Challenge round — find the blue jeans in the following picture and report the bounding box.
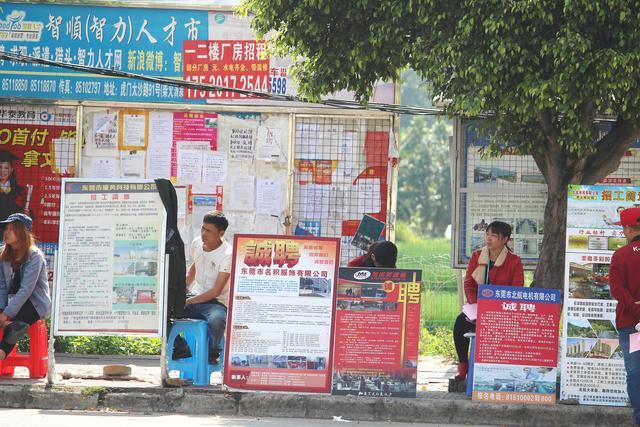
[619,328,640,423]
[182,300,227,354]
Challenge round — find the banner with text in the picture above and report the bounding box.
[54,179,166,336]
[332,267,422,398]
[473,285,561,405]
[223,234,340,393]
[560,185,638,406]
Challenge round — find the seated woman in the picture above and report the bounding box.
[0,213,51,360]
[452,221,524,381]
[347,240,397,268]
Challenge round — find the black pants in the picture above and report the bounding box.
[0,299,39,354]
[453,312,476,363]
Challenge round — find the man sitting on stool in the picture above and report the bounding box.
[173,210,232,364]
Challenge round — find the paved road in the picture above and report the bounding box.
[0,409,483,427]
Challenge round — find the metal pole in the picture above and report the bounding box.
[47,250,58,384]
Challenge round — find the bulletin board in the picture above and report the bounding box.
[292,116,393,265]
[452,118,640,269]
[80,106,290,260]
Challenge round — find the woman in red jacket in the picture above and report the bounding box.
[452,221,524,381]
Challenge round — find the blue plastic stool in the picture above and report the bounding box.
[167,319,224,386]
[465,333,476,396]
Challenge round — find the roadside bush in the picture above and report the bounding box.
[420,327,456,361]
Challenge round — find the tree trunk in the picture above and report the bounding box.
[532,184,569,289]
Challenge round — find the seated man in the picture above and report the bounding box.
[173,210,232,364]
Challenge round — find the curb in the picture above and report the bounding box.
[0,384,631,426]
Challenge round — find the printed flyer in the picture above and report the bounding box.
[332,267,422,398]
[54,180,166,336]
[473,285,561,405]
[223,234,340,393]
[560,185,639,406]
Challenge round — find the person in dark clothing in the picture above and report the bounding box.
[0,150,28,221]
[609,207,640,427]
[347,240,398,268]
[0,213,51,359]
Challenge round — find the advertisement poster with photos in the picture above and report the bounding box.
[560,185,640,406]
[223,234,340,393]
[332,267,422,398]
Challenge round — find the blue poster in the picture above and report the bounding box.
[0,2,208,103]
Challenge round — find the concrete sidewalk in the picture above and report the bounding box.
[0,354,631,426]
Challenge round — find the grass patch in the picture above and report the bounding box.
[419,327,457,361]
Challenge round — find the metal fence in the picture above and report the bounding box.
[397,254,461,329]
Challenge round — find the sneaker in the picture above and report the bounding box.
[171,345,192,360]
[3,321,29,345]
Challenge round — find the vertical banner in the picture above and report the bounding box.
[224,234,340,393]
[0,105,76,242]
[54,179,166,336]
[332,267,422,398]
[473,285,561,405]
[560,185,638,406]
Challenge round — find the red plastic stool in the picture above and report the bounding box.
[0,319,48,378]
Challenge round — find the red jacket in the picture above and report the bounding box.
[464,250,524,304]
[609,237,640,329]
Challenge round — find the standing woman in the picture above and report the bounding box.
[0,213,51,360]
[452,221,524,381]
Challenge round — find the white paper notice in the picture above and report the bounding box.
[93,112,118,149]
[122,113,146,149]
[229,126,256,161]
[146,112,173,178]
[229,175,255,210]
[257,127,283,162]
[120,150,145,178]
[175,186,188,219]
[301,184,331,219]
[52,138,75,174]
[202,152,227,185]
[87,157,117,178]
[357,178,381,214]
[256,179,282,216]
[177,149,203,184]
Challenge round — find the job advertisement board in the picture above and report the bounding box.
[223,234,340,393]
[54,179,166,336]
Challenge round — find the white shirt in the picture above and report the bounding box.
[189,237,232,307]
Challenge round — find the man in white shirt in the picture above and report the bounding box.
[173,211,232,364]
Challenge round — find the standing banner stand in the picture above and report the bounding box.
[472,284,561,405]
[332,267,422,397]
[52,179,167,379]
[560,185,638,406]
[223,234,340,393]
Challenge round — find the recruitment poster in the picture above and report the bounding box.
[332,267,422,398]
[560,185,639,406]
[54,179,166,336]
[473,285,561,405]
[223,234,340,393]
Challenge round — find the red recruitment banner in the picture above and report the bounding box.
[472,285,561,405]
[332,267,422,398]
[0,105,77,242]
[183,40,270,99]
[223,234,340,393]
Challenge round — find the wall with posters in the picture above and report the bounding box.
[0,2,397,267]
[452,119,640,268]
[560,185,638,406]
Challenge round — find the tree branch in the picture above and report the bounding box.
[582,118,640,183]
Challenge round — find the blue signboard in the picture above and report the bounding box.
[0,2,208,103]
